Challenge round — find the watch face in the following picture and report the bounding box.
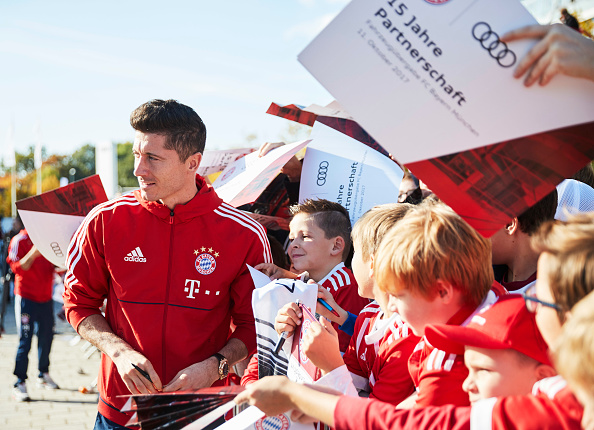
[220,360,229,378]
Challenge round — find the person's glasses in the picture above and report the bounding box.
[522,285,562,313]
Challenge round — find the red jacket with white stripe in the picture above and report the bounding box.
[410,283,507,408]
[63,177,272,426]
[343,302,383,380]
[343,302,419,405]
[333,376,582,430]
[320,263,370,352]
[7,229,55,303]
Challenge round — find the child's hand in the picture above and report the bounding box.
[274,302,302,337]
[316,284,347,326]
[302,316,344,374]
[255,263,298,281]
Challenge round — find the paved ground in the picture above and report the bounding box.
[0,299,101,430]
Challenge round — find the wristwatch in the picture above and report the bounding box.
[212,353,229,380]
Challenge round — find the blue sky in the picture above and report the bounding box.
[0,0,348,159]
[1,0,588,161]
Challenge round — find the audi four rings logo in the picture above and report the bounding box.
[472,22,517,68]
[50,242,63,257]
[317,161,329,186]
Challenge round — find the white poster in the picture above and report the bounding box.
[298,0,594,164]
[18,211,85,269]
[300,123,403,225]
[197,148,254,177]
[213,140,310,208]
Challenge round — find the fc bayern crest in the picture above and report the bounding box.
[195,253,216,275]
[424,0,451,4]
[255,414,290,430]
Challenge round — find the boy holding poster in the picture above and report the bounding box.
[256,199,369,353]
[276,203,420,406]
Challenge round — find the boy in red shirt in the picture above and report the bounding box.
[375,201,506,407]
[280,203,419,406]
[255,199,369,353]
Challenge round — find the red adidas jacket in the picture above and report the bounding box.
[343,302,419,405]
[63,177,272,426]
[7,229,55,303]
[319,263,370,352]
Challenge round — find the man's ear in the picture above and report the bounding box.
[535,364,557,381]
[331,236,345,257]
[506,218,519,235]
[187,152,202,172]
[435,280,455,304]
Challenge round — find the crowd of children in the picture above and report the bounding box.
[236,197,594,430]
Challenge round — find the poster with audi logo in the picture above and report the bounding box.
[15,175,108,268]
[300,123,403,225]
[298,0,594,165]
[213,139,310,208]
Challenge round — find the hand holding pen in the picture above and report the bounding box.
[315,284,347,326]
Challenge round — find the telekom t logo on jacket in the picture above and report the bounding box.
[184,279,221,299]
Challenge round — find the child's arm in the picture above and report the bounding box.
[316,284,350,326]
[302,316,345,374]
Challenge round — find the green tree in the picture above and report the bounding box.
[117,142,137,187]
[58,144,95,181]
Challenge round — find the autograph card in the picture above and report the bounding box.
[298,0,594,164]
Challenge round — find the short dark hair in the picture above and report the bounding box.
[517,189,558,235]
[130,99,207,162]
[572,163,594,189]
[290,199,352,260]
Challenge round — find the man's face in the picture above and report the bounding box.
[387,288,441,336]
[288,213,336,280]
[351,241,374,299]
[133,132,199,209]
[534,252,564,347]
[463,347,539,404]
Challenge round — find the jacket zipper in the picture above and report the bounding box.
[162,208,175,378]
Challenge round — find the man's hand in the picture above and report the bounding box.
[501,24,594,86]
[274,302,302,336]
[235,376,295,416]
[77,314,163,394]
[255,263,298,281]
[163,357,219,392]
[302,316,343,374]
[112,350,163,395]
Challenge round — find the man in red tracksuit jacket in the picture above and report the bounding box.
[63,99,272,429]
[7,223,58,402]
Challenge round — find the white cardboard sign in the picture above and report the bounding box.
[298,0,594,163]
[213,140,310,207]
[300,123,403,225]
[197,148,254,177]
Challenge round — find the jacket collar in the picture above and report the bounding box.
[135,176,223,223]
